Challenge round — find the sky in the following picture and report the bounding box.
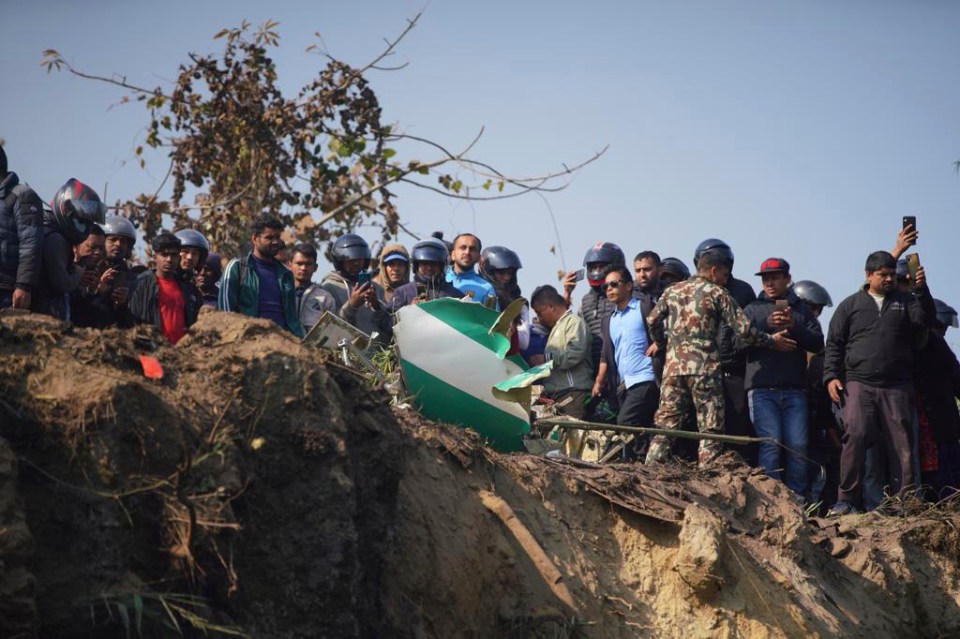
[3,1,960,344]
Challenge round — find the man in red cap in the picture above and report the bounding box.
[743,258,824,498]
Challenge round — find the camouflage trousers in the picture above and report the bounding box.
[645,373,725,465]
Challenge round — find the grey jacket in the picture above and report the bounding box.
[320,271,393,344]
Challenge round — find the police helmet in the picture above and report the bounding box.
[175,229,211,269]
[693,238,734,269]
[934,299,959,329]
[659,257,691,282]
[793,280,833,308]
[331,233,372,270]
[411,239,449,265]
[47,178,107,245]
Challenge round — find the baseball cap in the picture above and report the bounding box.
[383,252,409,263]
[755,257,790,276]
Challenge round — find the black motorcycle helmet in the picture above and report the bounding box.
[693,238,734,270]
[480,246,522,280]
[410,238,449,285]
[411,238,449,265]
[583,241,625,286]
[793,280,833,308]
[896,257,910,281]
[47,178,107,246]
[659,257,691,285]
[331,233,372,271]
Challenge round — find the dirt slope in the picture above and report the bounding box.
[0,309,958,638]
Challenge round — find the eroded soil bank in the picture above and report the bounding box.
[1,310,958,638]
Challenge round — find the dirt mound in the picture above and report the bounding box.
[1,309,959,638]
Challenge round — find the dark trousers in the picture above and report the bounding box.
[617,381,659,427]
[723,372,757,466]
[617,381,659,459]
[838,380,916,507]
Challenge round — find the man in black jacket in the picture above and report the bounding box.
[0,144,44,310]
[128,232,202,344]
[743,258,824,496]
[824,251,936,515]
[632,250,666,383]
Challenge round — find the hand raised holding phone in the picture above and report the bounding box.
[893,215,918,257]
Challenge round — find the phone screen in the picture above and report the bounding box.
[357,271,372,285]
[573,269,585,282]
[903,216,917,232]
[775,299,789,311]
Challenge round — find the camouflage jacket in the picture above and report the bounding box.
[647,275,774,378]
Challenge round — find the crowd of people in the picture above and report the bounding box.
[3,144,959,518]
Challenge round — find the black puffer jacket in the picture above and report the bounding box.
[578,287,617,377]
[0,172,44,292]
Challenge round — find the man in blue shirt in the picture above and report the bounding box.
[595,265,660,455]
[446,233,497,307]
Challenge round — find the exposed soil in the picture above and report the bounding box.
[1,309,959,638]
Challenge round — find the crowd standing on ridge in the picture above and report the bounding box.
[2,143,959,517]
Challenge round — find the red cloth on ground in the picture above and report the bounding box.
[157,276,187,344]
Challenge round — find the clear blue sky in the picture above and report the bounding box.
[4,1,959,342]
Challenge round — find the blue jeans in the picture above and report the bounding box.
[748,388,808,495]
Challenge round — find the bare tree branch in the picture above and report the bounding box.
[42,51,172,100]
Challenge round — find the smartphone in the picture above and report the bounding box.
[906,253,920,281]
[903,215,917,233]
[357,271,372,286]
[775,299,789,311]
[573,268,585,282]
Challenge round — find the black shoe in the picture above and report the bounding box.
[826,501,858,518]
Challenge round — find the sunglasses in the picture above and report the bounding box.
[601,279,629,292]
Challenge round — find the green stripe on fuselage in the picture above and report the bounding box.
[401,360,530,452]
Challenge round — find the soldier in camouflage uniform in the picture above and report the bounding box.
[645,251,797,465]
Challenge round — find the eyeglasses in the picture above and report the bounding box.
[601,279,629,292]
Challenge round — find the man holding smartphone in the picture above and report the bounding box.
[320,233,392,346]
[743,258,824,497]
[824,250,936,516]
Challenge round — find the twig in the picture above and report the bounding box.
[539,417,773,445]
[478,489,578,613]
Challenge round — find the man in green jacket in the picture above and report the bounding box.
[531,285,594,419]
[218,215,303,338]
